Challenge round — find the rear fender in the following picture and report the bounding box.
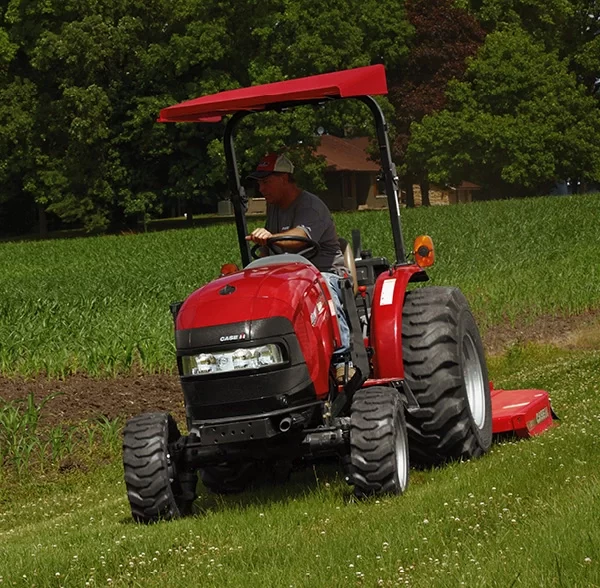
[370,264,427,379]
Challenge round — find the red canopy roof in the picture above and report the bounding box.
[157,64,388,123]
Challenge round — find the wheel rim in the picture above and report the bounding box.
[462,333,486,429]
[394,421,409,492]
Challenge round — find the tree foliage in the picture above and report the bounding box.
[2,0,600,235]
[388,0,485,165]
[462,0,600,94]
[0,0,412,234]
[408,26,600,195]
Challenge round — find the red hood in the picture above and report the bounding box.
[176,262,322,330]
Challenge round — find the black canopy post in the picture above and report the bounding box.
[224,111,253,267]
[358,96,407,265]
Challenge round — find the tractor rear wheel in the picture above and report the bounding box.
[123,412,197,523]
[402,286,492,467]
[200,462,258,494]
[346,387,409,498]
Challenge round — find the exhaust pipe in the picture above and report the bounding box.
[279,417,292,433]
[278,412,308,433]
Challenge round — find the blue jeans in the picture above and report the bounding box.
[322,272,350,360]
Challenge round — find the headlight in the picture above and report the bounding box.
[181,344,285,376]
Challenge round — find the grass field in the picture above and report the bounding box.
[1,194,600,586]
[1,345,599,586]
[1,193,599,377]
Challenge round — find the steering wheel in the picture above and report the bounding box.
[250,235,320,260]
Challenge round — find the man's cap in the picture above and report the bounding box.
[247,153,294,180]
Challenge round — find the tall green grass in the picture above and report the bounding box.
[0,346,598,586]
[1,194,599,377]
[0,391,123,480]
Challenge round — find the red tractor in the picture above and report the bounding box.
[122,65,554,523]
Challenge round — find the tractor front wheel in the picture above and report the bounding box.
[402,286,492,467]
[346,387,409,498]
[123,412,197,523]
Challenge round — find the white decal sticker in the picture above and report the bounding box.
[380,279,396,306]
[328,299,336,316]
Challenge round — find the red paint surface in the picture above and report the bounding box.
[491,387,555,437]
[158,65,387,122]
[176,263,339,397]
[369,264,424,379]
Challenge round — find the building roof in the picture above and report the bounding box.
[456,181,481,190]
[315,135,380,172]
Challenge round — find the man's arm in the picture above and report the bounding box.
[245,227,309,250]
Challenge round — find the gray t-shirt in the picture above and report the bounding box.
[265,190,346,275]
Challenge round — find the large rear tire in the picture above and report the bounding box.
[402,287,492,467]
[123,412,197,523]
[346,387,409,498]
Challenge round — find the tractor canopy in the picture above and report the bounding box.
[157,64,405,268]
[157,65,388,122]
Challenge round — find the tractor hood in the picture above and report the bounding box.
[176,262,322,331]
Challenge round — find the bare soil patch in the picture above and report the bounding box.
[1,311,598,426]
[483,308,600,355]
[0,373,184,426]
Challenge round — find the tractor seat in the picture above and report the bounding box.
[245,253,317,270]
[339,238,358,295]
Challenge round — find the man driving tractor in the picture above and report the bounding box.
[245,153,352,383]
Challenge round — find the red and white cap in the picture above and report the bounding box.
[247,153,294,179]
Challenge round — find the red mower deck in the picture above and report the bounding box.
[491,384,556,438]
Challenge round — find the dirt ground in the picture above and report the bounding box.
[1,310,599,426]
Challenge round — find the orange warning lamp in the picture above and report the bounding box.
[413,235,435,268]
[219,263,239,276]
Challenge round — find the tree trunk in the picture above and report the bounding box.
[38,203,48,239]
[420,178,431,207]
[185,200,194,226]
[405,176,415,208]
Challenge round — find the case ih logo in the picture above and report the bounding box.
[219,333,247,342]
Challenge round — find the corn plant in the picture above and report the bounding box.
[1,194,600,377]
[95,416,123,455]
[0,391,61,475]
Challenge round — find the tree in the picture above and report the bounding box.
[387,0,485,206]
[216,0,412,184]
[407,27,600,196]
[1,0,414,234]
[461,0,600,96]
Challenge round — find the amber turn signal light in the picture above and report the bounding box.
[219,263,239,276]
[413,235,435,268]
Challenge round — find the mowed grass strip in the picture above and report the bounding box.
[0,346,598,587]
[1,193,599,377]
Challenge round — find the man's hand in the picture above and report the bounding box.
[246,228,273,246]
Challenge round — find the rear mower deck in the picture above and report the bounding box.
[491,385,556,438]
